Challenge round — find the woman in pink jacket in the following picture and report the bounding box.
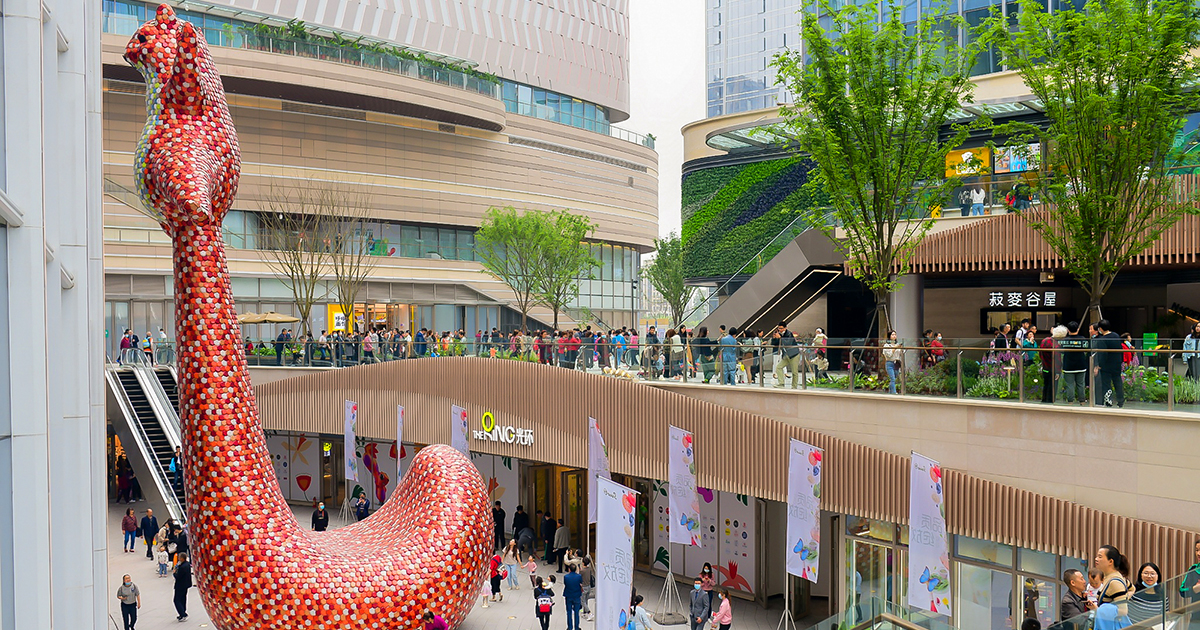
[711,587,733,630]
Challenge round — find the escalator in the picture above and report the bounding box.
[153,367,180,416]
[697,228,844,334]
[106,365,185,522]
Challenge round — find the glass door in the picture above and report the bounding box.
[631,478,653,569]
[561,469,585,551]
[846,539,894,624]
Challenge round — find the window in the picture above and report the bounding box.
[958,564,1014,630]
[956,535,1014,568]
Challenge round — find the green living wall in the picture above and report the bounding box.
[681,156,826,280]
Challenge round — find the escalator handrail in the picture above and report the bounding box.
[106,367,185,523]
[680,209,838,325]
[134,365,182,449]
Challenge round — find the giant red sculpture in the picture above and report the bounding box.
[124,6,491,627]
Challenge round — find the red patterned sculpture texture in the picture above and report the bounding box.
[124,6,491,628]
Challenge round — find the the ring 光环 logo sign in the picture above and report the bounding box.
[474,411,534,445]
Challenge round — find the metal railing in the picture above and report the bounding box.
[101,13,500,99]
[222,333,1200,414]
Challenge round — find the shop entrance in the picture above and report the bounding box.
[523,464,587,555]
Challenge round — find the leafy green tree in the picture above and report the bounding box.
[642,232,695,329]
[988,0,1200,321]
[475,206,551,332]
[773,0,983,335]
[535,211,599,331]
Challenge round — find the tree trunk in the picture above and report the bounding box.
[521,310,528,334]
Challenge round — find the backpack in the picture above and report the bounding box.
[537,594,553,613]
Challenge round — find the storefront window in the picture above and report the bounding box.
[1020,576,1056,628]
[956,535,1014,568]
[1018,548,1057,577]
[847,539,894,623]
[958,563,1015,630]
[846,516,896,543]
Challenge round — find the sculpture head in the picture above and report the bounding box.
[124,4,182,89]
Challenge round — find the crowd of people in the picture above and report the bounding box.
[1051,542,1200,630]
[114,508,194,629]
[985,318,1143,408]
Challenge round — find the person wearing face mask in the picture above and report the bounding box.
[116,574,141,630]
[1128,562,1166,625]
[711,587,732,630]
[312,501,329,531]
[690,578,712,630]
[930,332,945,363]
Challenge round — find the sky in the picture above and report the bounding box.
[620,0,707,239]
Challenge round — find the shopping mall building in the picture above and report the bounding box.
[100,0,658,359]
[685,0,1200,345]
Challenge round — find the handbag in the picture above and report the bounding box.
[537,595,553,613]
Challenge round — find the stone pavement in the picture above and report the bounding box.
[107,501,824,630]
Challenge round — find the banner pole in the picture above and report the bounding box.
[776,575,797,630]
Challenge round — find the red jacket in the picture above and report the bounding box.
[490,555,502,578]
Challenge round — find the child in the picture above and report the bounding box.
[155,545,170,578]
[1085,568,1104,607]
[526,555,539,589]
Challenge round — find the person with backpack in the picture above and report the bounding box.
[534,576,555,630]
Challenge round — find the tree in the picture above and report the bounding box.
[257,184,334,337]
[641,232,695,329]
[773,0,983,335]
[475,206,551,332]
[988,0,1200,321]
[327,187,377,335]
[535,210,599,331]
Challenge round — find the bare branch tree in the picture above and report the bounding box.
[326,185,378,336]
[257,183,334,337]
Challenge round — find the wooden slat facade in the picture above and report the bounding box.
[253,357,1200,577]
[907,181,1200,274]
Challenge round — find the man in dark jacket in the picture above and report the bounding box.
[139,509,158,559]
[541,512,556,564]
[1092,319,1124,407]
[693,327,716,383]
[1060,568,1092,626]
[173,552,192,621]
[311,501,329,531]
[1058,322,1089,405]
[492,501,507,550]
[511,505,530,541]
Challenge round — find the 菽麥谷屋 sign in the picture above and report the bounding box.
[473,412,534,446]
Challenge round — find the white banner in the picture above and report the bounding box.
[395,405,405,479]
[344,400,359,482]
[667,425,700,547]
[588,417,611,524]
[595,477,637,630]
[787,439,823,582]
[908,452,951,616]
[450,404,469,456]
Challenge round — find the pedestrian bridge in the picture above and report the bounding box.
[250,356,1199,578]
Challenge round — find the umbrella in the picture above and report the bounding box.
[259,312,301,323]
[237,312,300,324]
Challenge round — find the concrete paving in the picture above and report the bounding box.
[107,501,826,630]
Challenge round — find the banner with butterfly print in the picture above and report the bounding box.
[588,417,611,524]
[344,400,359,482]
[908,452,951,616]
[595,477,637,630]
[667,425,700,547]
[450,404,469,456]
[787,439,822,582]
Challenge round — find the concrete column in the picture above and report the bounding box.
[889,274,925,368]
[1,0,105,627]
